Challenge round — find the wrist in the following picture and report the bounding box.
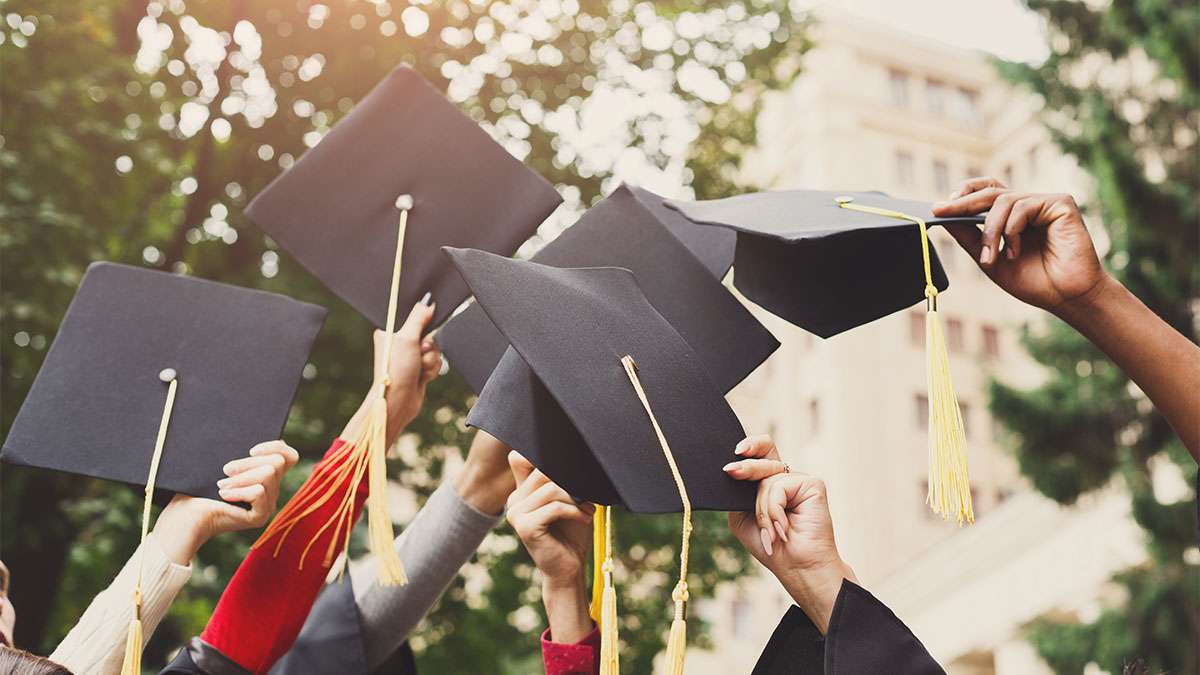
[775,557,855,634]
[148,514,206,567]
[454,449,515,516]
[542,572,592,644]
[1052,272,1121,330]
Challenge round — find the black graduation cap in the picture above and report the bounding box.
[444,247,755,513]
[1,262,326,503]
[665,190,985,338]
[244,64,562,330]
[436,184,767,396]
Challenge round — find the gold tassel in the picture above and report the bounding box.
[598,506,619,675]
[253,200,414,583]
[835,197,973,524]
[590,505,607,624]
[925,299,973,524]
[621,356,692,675]
[664,582,688,675]
[119,591,143,675]
[123,371,179,674]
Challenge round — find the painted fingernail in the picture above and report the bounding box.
[218,489,233,499]
[774,520,788,543]
[722,463,738,472]
[980,245,992,264]
[419,291,432,306]
[760,528,774,556]
[217,478,231,488]
[734,439,748,455]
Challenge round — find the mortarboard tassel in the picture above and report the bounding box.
[621,356,692,675]
[589,504,607,624]
[122,369,179,675]
[598,505,619,675]
[254,199,413,585]
[835,197,974,524]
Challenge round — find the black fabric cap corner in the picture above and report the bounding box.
[437,183,775,395]
[666,190,985,337]
[445,247,755,513]
[1,262,326,502]
[245,64,562,330]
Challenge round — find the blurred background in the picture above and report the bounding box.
[1,0,1196,673]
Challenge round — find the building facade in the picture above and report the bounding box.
[687,11,1146,674]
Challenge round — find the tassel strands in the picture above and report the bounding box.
[589,505,607,623]
[254,199,413,584]
[122,369,179,675]
[598,505,619,675]
[834,197,973,524]
[620,355,693,675]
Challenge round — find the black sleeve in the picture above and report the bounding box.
[752,580,944,674]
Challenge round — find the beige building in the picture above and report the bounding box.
[687,10,1146,674]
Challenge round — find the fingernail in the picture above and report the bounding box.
[217,478,231,488]
[722,462,738,473]
[218,489,233,499]
[760,528,774,556]
[980,245,992,264]
[933,201,947,210]
[774,520,788,543]
[948,190,959,199]
[419,291,432,306]
[734,439,748,455]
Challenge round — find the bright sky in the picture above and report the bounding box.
[808,0,1050,62]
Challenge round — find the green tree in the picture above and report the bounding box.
[0,1,809,670]
[991,1,1199,672]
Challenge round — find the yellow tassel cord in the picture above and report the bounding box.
[598,505,619,675]
[621,356,692,675]
[589,505,607,623]
[835,197,974,524]
[253,204,412,585]
[121,372,179,675]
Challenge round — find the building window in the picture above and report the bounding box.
[888,68,910,106]
[952,87,980,125]
[809,398,821,436]
[895,150,914,187]
[946,318,965,353]
[915,394,929,430]
[982,325,1000,358]
[926,79,947,115]
[966,166,983,180]
[932,159,950,195]
[910,312,925,347]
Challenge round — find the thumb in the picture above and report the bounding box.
[507,450,535,485]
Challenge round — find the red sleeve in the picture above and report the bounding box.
[200,439,367,674]
[541,624,600,675]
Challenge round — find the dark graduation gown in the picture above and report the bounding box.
[752,581,944,674]
[160,576,416,675]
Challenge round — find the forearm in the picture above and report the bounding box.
[1056,274,1200,458]
[353,481,503,669]
[542,574,593,644]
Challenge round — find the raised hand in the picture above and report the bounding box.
[932,177,1106,313]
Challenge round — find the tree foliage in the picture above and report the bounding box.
[0,1,808,670]
[993,1,1199,672]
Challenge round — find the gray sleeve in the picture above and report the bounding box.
[350,481,502,669]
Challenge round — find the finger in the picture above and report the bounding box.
[420,348,442,382]
[931,185,1005,218]
[766,478,791,543]
[755,477,776,543]
[980,192,1026,267]
[249,440,299,470]
[216,463,277,490]
[950,176,1006,199]
[223,453,287,478]
[527,500,594,528]
[733,435,779,460]
[943,221,985,264]
[218,483,265,506]
[396,294,436,342]
[524,479,578,512]
[1004,197,1044,260]
[723,458,789,481]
